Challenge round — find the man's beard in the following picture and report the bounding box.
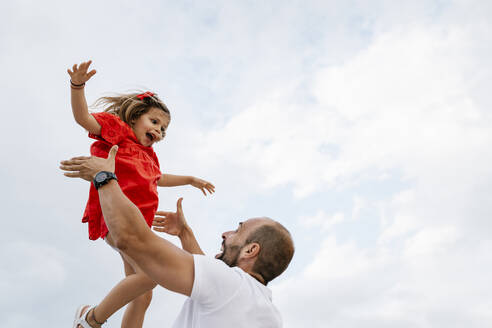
[217,244,242,267]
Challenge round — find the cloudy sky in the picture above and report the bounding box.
[1,0,491,327]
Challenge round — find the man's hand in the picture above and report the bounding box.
[190,177,215,196]
[153,198,204,255]
[67,60,97,85]
[153,198,188,237]
[60,145,118,181]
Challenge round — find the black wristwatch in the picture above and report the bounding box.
[93,171,118,190]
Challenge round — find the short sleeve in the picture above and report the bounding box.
[89,112,131,145]
[191,255,243,309]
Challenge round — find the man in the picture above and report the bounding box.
[60,145,295,327]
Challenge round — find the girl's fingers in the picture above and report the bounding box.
[87,69,97,79]
[79,62,88,72]
[201,188,206,196]
[72,63,78,71]
[80,61,91,73]
[67,69,73,76]
[83,60,92,70]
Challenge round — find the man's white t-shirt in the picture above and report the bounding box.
[172,254,283,328]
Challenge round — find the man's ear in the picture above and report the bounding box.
[242,242,261,259]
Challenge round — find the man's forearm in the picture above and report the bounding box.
[97,180,150,248]
[96,179,195,296]
[179,226,205,255]
[61,145,195,296]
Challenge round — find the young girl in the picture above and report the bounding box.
[67,60,214,328]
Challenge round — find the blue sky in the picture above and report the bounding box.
[1,1,491,327]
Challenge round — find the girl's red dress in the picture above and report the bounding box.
[82,112,161,240]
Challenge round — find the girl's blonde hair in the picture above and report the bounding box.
[93,91,171,127]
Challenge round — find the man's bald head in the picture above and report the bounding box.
[244,217,294,285]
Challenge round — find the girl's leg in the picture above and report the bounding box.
[119,253,155,328]
[85,233,157,327]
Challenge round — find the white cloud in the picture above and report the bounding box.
[300,210,346,231]
[199,23,491,203]
[270,6,492,328]
[0,241,67,292]
[274,231,492,328]
[403,225,460,257]
[378,189,419,242]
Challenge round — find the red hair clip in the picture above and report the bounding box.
[137,91,154,100]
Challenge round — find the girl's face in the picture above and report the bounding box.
[132,107,170,147]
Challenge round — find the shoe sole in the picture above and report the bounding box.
[73,305,89,328]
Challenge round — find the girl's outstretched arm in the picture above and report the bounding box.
[67,60,101,135]
[158,174,215,196]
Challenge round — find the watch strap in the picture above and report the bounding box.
[93,171,118,190]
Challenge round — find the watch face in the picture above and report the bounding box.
[95,172,108,183]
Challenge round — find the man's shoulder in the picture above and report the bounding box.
[181,255,281,327]
[193,254,237,273]
[193,255,250,278]
[193,255,271,296]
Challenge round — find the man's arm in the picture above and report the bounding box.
[98,181,195,296]
[178,226,205,255]
[60,146,195,296]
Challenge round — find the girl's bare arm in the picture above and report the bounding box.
[158,174,192,187]
[68,61,101,135]
[158,174,215,196]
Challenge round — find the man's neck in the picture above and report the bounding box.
[249,271,266,285]
[236,260,266,285]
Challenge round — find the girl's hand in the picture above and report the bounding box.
[190,177,215,196]
[153,198,187,236]
[67,60,96,85]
